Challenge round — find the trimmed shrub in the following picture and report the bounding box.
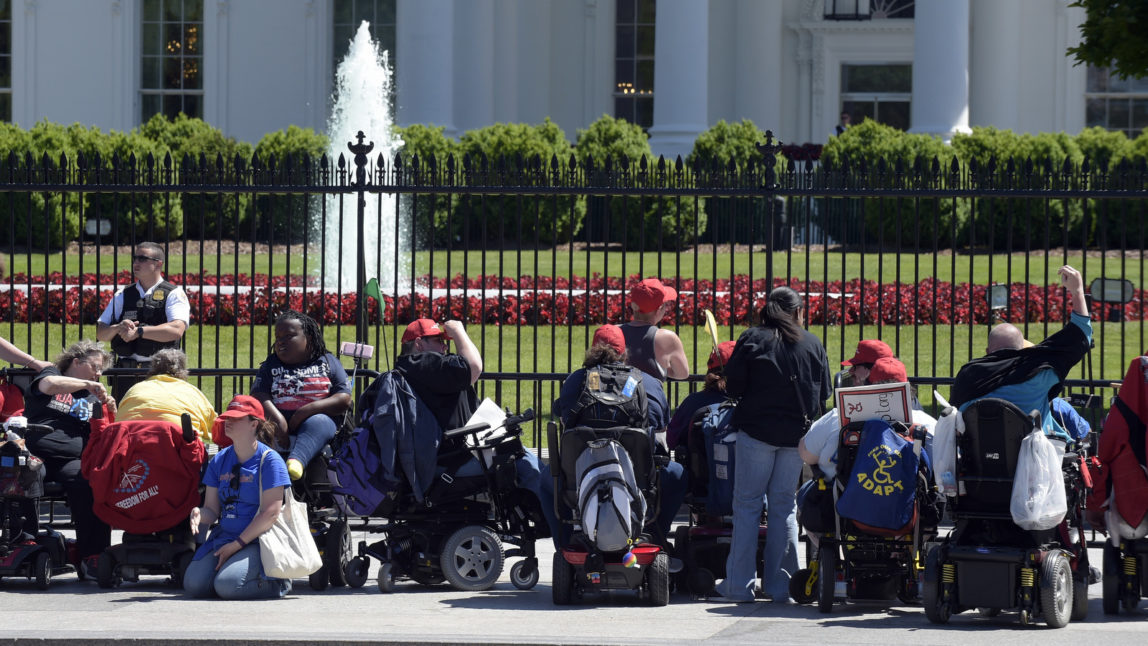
[249,125,329,244]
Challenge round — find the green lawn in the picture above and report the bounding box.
[6,248,1144,286]
[5,320,1142,448]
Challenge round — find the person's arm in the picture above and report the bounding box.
[798,437,819,466]
[135,319,187,344]
[150,287,191,343]
[655,329,690,381]
[722,333,753,398]
[212,486,285,570]
[0,337,51,371]
[37,374,111,404]
[96,290,137,343]
[1059,265,1088,318]
[286,393,352,433]
[253,394,290,446]
[554,371,584,427]
[443,320,482,384]
[189,485,221,536]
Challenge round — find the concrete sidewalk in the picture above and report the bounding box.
[0,525,1142,646]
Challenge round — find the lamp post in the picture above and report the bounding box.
[348,131,374,343]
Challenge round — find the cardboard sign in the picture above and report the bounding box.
[835,382,913,427]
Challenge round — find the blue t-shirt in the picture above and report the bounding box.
[251,352,351,422]
[194,443,291,560]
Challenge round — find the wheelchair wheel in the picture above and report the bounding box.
[309,564,330,591]
[510,559,539,590]
[1102,542,1120,614]
[1071,576,1089,621]
[647,552,670,607]
[439,525,504,592]
[172,551,193,588]
[688,567,716,596]
[325,520,352,587]
[33,552,51,590]
[97,552,118,589]
[817,544,837,614]
[789,567,817,605]
[345,556,369,589]
[552,552,573,605]
[1040,552,1072,628]
[923,547,951,624]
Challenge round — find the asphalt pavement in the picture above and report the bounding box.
[1,523,1145,646]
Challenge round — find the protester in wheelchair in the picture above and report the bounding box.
[115,349,217,443]
[22,340,116,578]
[252,310,352,482]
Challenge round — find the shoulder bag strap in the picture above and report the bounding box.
[256,448,268,513]
[770,329,810,427]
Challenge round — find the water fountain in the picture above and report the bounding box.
[324,20,407,293]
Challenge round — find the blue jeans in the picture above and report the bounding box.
[656,460,688,540]
[514,450,560,543]
[718,433,802,601]
[288,414,338,466]
[183,542,291,599]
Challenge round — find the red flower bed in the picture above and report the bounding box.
[2,273,1143,326]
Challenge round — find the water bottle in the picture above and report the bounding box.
[4,415,25,442]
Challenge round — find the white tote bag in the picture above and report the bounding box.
[256,451,322,579]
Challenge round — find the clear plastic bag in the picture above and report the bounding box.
[1010,430,1067,530]
[931,392,962,496]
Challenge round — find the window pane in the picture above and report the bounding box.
[163,56,182,89]
[636,97,653,129]
[184,24,200,54]
[165,23,183,55]
[1110,99,1130,131]
[615,97,634,123]
[879,101,911,130]
[616,26,635,57]
[183,93,202,119]
[185,0,203,22]
[163,93,182,118]
[0,92,9,122]
[164,0,182,22]
[1086,66,1106,93]
[616,0,635,23]
[1132,99,1148,130]
[636,26,655,57]
[183,57,201,89]
[380,0,396,17]
[843,64,911,93]
[0,21,9,53]
[1085,98,1106,127]
[637,0,656,24]
[842,99,876,123]
[142,56,161,89]
[636,60,654,93]
[142,93,161,121]
[0,55,9,87]
[0,0,9,20]
[334,0,352,24]
[615,59,634,87]
[143,0,160,22]
[143,23,161,55]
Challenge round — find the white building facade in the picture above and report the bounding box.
[3,0,1138,159]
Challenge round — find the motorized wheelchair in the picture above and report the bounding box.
[80,414,206,588]
[672,405,766,597]
[547,420,670,606]
[791,418,938,612]
[0,424,75,588]
[341,407,548,593]
[923,398,1090,628]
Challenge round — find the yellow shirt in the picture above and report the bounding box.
[117,375,218,444]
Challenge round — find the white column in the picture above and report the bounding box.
[734,0,782,136]
[969,0,1020,130]
[648,0,709,160]
[908,0,970,138]
[453,0,494,133]
[396,0,456,137]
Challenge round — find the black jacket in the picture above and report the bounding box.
[725,326,832,448]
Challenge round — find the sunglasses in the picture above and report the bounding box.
[133,255,160,263]
[222,463,242,505]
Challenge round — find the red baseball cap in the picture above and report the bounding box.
[217,394,266,422]
[842,339,893,366]
[707,341,736,372]
[629,278,678,314]
[592,324,626,355]
[402,318,448,343]
[868,357,908,384]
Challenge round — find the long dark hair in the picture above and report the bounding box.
[275,310,327,362]
[758,286,803,344]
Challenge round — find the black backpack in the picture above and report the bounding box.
[566,363,648,430]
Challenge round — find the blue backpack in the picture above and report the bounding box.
[835,419,919,534]
[700,402,738,516]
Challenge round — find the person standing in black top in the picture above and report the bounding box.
[713,287,831,603]
[620,278,690,382]
[96,242,190,399]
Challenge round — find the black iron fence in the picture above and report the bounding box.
[2,132,1147,443]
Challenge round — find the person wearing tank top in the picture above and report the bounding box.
[624,278,691,381]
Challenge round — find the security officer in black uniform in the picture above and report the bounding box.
[96,241,190,400]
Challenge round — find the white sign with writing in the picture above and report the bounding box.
[835,382,913,427]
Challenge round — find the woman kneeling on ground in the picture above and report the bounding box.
[184,395,292,599]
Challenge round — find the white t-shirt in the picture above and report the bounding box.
[802,408,937,481]
[97,278,190,361]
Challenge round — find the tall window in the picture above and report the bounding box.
[825,0,914,20]
[0,0,10,122]
[334,0,396,69]
[614,0,655,129]
[1086,66,1148,139]
[841,63,911,131]
[140,0,203,122]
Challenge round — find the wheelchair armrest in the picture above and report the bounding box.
[503,408,535,431]
[443,422,491,439]
[181,413,195,444]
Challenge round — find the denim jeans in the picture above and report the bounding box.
[717,432,803,601]
[514,450,560,542]
[287,414,338,467]
[656,460,688,540]
[183,542,290,599]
